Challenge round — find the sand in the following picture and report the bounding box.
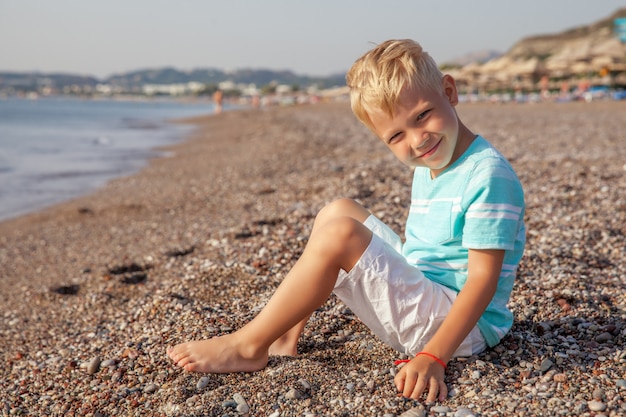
[1,100,625,416]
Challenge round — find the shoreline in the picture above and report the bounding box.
[1,100,625,416]
[0,97,223,223]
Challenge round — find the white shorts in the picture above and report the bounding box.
[334,215,487,357]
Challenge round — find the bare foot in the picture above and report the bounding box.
[167,333,268,373]
[268,335,298,357]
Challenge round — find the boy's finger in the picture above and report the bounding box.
[403,373,419,397]
[425,378,440,403]
[438,380,448,402]
[394,371,405,392]
[408,376,426,400]
[398,371,417,398]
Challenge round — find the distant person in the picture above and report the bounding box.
[213,89,223,114]
[540,75,549,101]
[168,39,526,402]
[251,94,260,109]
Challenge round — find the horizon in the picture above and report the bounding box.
[0,66,350,81]
[0,1,621,79]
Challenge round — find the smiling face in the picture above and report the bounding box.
[369,75,474,177]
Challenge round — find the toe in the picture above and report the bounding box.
[174,358,186,368]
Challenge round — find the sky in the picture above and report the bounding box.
[0,0,622,79]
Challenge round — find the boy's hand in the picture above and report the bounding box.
[394,355,447,402]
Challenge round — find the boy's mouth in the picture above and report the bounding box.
[417,138,442,158]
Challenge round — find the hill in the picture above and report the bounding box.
[450,8,626,91]
[104,67,346,90]
[0,67,346,96]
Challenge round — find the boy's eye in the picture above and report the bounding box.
[387,132,401,144]
[416,109,431,121]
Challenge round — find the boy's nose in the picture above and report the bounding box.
[410,131,429,151]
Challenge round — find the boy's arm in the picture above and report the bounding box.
[394,248,505,402]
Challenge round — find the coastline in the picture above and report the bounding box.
[1,101,625,416]
[0,97,222,223]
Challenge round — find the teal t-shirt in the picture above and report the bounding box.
[402,136,526,347]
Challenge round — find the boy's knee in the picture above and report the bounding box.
[319,198,355,215]
[316,198,368,224]
[313,217,371,254]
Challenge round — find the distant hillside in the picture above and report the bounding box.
[506,8,626,60]
[450,7,626,91]
[443,50,502,67]
[0,67,347,94]
[0,72,99,91]
[104,67,347,90]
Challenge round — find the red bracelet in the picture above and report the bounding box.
[416,352,447,369]
[394,351,447,369]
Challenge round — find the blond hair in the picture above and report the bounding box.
[346,39,443,132]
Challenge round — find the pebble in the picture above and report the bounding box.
[539,358,553,373]
[100,359,116,368]
[595,332,613,342]
[463,389,477,398]
[298,378,311,390]
[144,383,158,394]
[285,388,303,400]
[431,405,450,414]
[86,356,101,374]
[400,407,425,417]
[454,407,476,417]
[233,393,249,414]
[592,388,604,400]
[196,376,210,390]
[222,400,237,409]
[587,400,607,412]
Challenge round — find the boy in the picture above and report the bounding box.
[168,39,526,402]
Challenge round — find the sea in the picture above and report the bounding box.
[0,97,223,222]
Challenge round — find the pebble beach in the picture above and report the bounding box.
[1,100,625,416]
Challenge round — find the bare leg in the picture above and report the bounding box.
[268,314,311,356]
[167,199,373,373]
[268,199,371,356]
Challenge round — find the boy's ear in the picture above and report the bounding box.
[442,75,459,106]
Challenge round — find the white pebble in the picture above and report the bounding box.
[100,359,116,368]
[285,388,303,400]
[196,376,210,390]
[144,383,159,394]
[455,407,476,417]
[86,356,101,374]
[233,393,249,413]
[587,400,606,412]
[399,407,426,417]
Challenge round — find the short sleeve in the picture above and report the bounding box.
[461,157,525,250]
